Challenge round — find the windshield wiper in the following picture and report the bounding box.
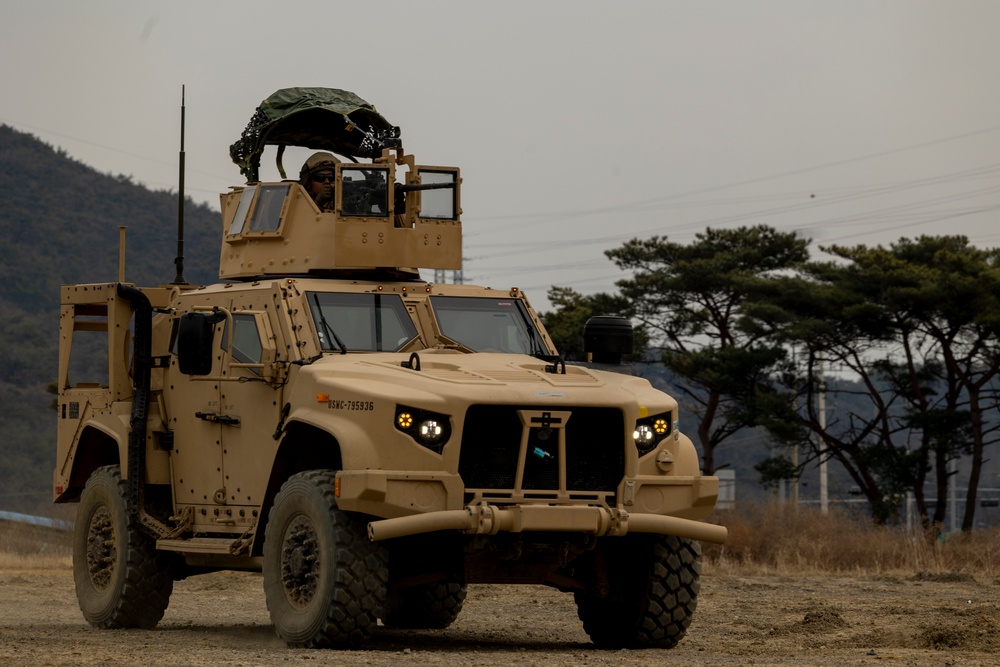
[516,310,551,359]
[522,319,565,373]
[527,325,560,362]
[312,293,347,355]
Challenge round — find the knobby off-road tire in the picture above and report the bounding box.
[263,470,388,648]
[72,465,174,629]
[575,534,701,649]
[383,580,468,629]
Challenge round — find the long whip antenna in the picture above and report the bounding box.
[172,85,188,285]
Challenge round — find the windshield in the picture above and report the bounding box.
[308,292,418,352]
[430,296,546,354]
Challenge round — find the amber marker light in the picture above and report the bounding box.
[397,411,414,429]
[317,393,329,402]
[654,418,669,434]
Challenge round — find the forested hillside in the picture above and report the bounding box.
[0,125,221,513]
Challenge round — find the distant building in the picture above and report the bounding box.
[716,470,736,510]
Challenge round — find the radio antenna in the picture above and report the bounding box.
[172,85,188,285]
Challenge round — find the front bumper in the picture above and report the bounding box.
[367,503,728,543]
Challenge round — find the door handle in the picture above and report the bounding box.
[195,411,241,426]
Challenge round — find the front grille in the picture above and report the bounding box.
[458,405,625,495]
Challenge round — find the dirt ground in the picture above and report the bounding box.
[1,562,998,667]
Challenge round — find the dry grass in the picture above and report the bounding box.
[704,500,1000,577]
[0,520,72,570]
[0,551,71,570]
[4,502,998,577]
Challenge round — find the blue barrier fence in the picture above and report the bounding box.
[0,510,73,532]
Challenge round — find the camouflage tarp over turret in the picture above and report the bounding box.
[229,87,396,182]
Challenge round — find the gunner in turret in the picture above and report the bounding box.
[299,151,340,212]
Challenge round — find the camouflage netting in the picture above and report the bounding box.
[229,87,397,182]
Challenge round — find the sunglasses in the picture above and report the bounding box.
[312,173,336,183]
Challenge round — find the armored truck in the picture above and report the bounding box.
[55,87,725,649]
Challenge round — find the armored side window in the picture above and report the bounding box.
[417,169,458,220]
[228,185,257,236]
[340,167,390,218]
[248,184,292,232]
[230,314,263,365]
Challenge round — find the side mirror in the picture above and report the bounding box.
[176,312,224,375]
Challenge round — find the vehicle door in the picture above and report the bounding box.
[163,311,226,529]
[217,296,285,521]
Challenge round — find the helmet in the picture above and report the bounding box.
[299,152,341,183]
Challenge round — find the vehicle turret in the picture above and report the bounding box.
[221,87,461,279]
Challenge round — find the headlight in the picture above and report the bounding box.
[633,412,671,456]
[634,424,656,446]
[395,405,451,453]
[419,419,445,443]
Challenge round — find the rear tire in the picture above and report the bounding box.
[383,580,467,629]
[263,470,387,647]
[574,534,701,649]
[72,465,174,629]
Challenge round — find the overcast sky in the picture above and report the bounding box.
[3,1,999,309]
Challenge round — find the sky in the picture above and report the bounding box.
[3,1,1000,311]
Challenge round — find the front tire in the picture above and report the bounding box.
[574,534,701,649]
[72,465,174,629]
[263,470,387,648]
[384,580,468,629]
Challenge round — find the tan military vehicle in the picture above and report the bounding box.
[55,88,725,649]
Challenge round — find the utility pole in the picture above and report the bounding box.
[792,438,799,507]
[791,346,800,507]
[948,458,958,533]
[819,357,828,515]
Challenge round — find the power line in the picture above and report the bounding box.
[462,165,1000,263]
[473,161,1000,236]
[468,125,1000,232]
[822,204,1000,244]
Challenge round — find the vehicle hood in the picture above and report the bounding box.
[294,351,672,410]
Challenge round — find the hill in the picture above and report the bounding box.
[0,125,221,513]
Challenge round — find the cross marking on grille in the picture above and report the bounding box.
[531,412,562,429]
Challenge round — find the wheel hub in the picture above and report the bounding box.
[280,516,320,608]
[86,507,117,591]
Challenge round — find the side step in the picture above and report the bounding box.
[157,536,247,554]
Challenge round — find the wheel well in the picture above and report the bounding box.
[63,427,121,502]
[252,422,343,556]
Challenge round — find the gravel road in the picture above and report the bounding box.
[1,564,997,666]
